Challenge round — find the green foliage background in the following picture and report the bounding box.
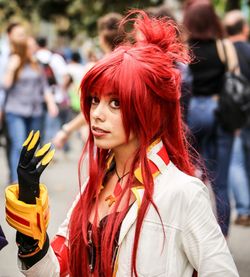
[0,0,244,37]
[0,0,164,37]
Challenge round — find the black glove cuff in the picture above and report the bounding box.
[18,233,50,268]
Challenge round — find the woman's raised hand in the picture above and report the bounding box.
[17,130,55,204]
[5,130,55,251]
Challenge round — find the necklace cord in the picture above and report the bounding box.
[114,167,130,182]
[104,168,130,207]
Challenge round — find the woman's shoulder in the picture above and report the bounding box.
[156,161,207,199]
[148,163,210,227]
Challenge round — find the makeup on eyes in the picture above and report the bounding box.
[90,94,120,109]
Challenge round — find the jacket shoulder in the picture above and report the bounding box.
[156,162,207,196]
[151,163,210,228]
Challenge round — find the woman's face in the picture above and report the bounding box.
[90,93,137,152]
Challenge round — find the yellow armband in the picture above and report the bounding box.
[5,184,50,249]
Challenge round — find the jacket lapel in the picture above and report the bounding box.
[118,187,144,245]
[118,140,170,246]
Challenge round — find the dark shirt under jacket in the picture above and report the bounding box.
[189,39,225,97]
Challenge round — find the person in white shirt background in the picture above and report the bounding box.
[35,36,71,148]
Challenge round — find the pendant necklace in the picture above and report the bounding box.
[105,168,130,207]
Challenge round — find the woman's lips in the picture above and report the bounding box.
[92,126,110,137]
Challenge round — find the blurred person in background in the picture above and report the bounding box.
[67,51,96,145]
[146,4,192,122]
[52,12,124,149]
[0,22,27,110]
[67,51,93,117]
[0,225,8,251]
[35,37,71,148]
[228,135,250,226]
[183,0,235,237]
[2,35,57,183]
[224,9,250,226]
[97,12,124,55]
[0,22,28,182]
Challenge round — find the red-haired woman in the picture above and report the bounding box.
[6,10,238,277]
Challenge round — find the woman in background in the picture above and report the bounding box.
[183,0,234,237]
[3,36,57,183]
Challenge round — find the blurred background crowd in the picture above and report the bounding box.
[0,0,250,254]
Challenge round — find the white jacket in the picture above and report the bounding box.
[20,141,239,277]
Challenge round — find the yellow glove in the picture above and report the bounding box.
[5,130,55,252]
[6,184,49,250]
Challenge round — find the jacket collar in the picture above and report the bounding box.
[134,139,170,184]
[106,139,170,183]
[118,139,170,245]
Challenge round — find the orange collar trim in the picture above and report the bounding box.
[134,142,170,184]
[105,140,170,185]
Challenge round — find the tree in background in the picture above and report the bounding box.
[0,0,248,37]
[212,0,241,13]
[0,0,164,37]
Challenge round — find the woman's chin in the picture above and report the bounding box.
[94,139,112,149]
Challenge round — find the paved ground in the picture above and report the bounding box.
[0,134,249,276]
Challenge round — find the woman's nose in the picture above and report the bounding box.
[91,102,106,121]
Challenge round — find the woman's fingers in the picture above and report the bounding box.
[19,130,41,167]
[26,131,40,152]
[19,130,55,176]
[29,143,52,170]
[36,149,55,176]
[22,130,34,147]
[19,130,34,161]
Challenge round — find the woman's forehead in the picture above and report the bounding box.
[90,82,118,97]
[90,91,118,98]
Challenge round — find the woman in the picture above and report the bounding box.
[5,11,238,276]
[183,1,235,237]
[3,37,57,183]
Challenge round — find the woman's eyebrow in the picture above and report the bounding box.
[89,92,99,97]
[89,91,118,98]
[106,92,118,97]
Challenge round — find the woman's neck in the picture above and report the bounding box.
[113,138,139,176]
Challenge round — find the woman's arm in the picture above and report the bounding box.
[17,189,84,277]
[3,54,20,89]
[182,183,239,277]
[40,66,59,118]
[44,89,59,118]
[18,176,87,276]
[5,131,60,276]
[19,246,60,276]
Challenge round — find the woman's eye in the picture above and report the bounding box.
[91,96,99,105]
[110,99,120,109]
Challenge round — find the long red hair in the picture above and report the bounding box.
[69,10,194,276]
